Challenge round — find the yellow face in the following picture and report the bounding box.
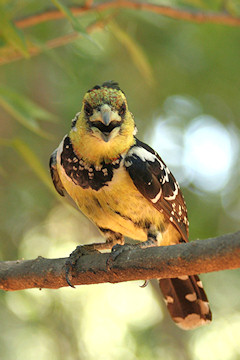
[70,82,136,163]
[81,85,131,142]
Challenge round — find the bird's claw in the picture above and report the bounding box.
[106,243,133,269]
[65,245,99,287]
[140,280,149,288]
[65,259,76,288]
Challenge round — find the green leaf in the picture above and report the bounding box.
[11,138,54,193]
[51,0,99,48]
[51,0,87,35]
[29,35,78,82]
[0,86,56,139]
[0,5,28,57]
[224,0,240,16]
[0,137,80,206]
[109,21,155,87]
[11,138,76,205]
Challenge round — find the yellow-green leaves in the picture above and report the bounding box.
[12,138,54,192]
[0,86,56,138]
[51,0,87,35]
[109,21,154,87]
[0,137,56,193]
[51,0,100,49]
[0,5,28,57]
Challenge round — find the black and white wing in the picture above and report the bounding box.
[125,138,189,242]
[49,148,65,196]
[49,144,87,211]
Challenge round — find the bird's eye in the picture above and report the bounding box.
[118,103,126,117]
[84,102,93,117]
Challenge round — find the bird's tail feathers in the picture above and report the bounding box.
[159,275,212,330]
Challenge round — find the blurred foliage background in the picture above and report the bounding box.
[1,0,240,359]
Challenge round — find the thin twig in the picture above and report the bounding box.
[0,20,105,66]
[0,231,240,291]
[2,1,239,66]
[14,0,240,29]
[85,0,94,9]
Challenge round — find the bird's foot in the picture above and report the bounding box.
[65,245,99,288]
[106,244,149,288]
[106,243,134,269]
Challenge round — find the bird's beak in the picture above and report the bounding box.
[100,106,112,142]
[96,104,121,142]
[101,106,111,126]
[101,133,110,142]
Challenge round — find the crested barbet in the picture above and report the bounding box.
[50,81,212,330]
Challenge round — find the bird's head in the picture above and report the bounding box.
[70,81,136,163]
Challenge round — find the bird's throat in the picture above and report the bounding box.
[70,129,135,165]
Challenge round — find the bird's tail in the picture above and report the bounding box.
[159,275,212,330]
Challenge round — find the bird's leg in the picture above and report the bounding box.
[65,229,124,287]
[107,229,159,269]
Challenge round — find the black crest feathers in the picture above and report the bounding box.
[87,81,124,93]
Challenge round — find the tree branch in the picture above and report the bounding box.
[14,1,240,29]
[2,1,239,66]
[1,231,240,291]
[0,20,106,66]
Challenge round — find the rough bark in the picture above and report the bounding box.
[1,231,240,291]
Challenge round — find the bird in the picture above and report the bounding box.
[49,80,212,330]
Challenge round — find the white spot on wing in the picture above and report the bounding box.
[161,168,170,184]
[159,160,165,170]
[56,135,67,164]
[57,136,77,187]
[125,160,132,167]
[164,182,179,201]
[128,147,156,162]
[151,188,162,203]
